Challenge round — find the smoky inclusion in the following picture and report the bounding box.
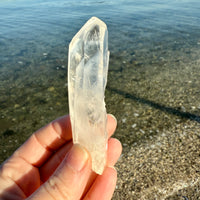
[68,17,109,174]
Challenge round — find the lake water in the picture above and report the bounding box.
[1,0,200,199]
[1,0,200,151]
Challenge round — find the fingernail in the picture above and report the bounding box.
[108,165,117,171]
[66,144,89,172]
[108,114,117,124]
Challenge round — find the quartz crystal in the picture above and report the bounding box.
[68,17,109,174]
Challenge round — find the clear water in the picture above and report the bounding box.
[0,0,200,160]
[1,0,200,62]
[1,1,200,199]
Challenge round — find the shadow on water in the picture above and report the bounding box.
[107,86,200,123]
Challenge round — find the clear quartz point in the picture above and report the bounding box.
[68,17,109,174]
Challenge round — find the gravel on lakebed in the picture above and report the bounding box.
[112,119,200,200]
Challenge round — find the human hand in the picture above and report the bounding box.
[0,114,122,200]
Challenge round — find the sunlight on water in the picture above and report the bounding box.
[0,1,200,198]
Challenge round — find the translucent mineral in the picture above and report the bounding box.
[68,17,109,174]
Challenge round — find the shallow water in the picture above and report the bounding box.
[0,0,200,198]
[0,0,200,155]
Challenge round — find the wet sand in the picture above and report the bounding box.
[108,47,200,199]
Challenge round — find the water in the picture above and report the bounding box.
[0,0,200,152]
[1,0,200,57]
[0,0,200,198]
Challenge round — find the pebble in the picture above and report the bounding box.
[181,106,186,112]
[118,154,123,161]
[161,133,166,137]
[18,61,23,64]
[14,104,20,108]
[47,87,55,92]
[56,102,61,106]
[122,118,127,123]
[43,53,48,56]
[140,129,145,134]
[128,152,133,156]
[134,113,139,117]
[131,124,137,128]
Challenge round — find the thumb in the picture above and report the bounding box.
[28,144,91,200]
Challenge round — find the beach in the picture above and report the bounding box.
[1,0,200,199]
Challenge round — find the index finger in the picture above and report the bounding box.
[14,114,117,167]
[14,115,71,167]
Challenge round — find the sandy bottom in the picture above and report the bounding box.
[109,46,200,199]
[1,39,200,199]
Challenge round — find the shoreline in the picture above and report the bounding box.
[1,44,200,200]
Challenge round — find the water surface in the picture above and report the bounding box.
[0,0,200,199]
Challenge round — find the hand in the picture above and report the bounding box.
[0,114,122,200]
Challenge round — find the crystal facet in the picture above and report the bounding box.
[68,17,109,174]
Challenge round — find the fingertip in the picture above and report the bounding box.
[64,144,90,172]
[102,166,117,199]
[30,144,92,200]
[105,166,117,182]
[107,114,117,137]
[51,115,72,141]
[107,114,117,124]
[107,138,122,166]
[83,166,117,200]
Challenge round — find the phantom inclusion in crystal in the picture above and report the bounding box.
[68,17,109,174]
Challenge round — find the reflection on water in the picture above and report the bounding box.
[0,0,200,199]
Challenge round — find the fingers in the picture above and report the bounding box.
[34,115,73,150]
[39,136,122,183]
[38,114,117,178]
[0,155,39,198]
[107,114,117,138]
[0,175,26,200]
[29,142,120,200]
[28,145,92,200]
[75,138,122,197]
[107,138,122,166]
[83,167,117,200]
[14,115,71,167]
[39,141,73,182]
[14,114,117,167]
[0,114,119,200]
